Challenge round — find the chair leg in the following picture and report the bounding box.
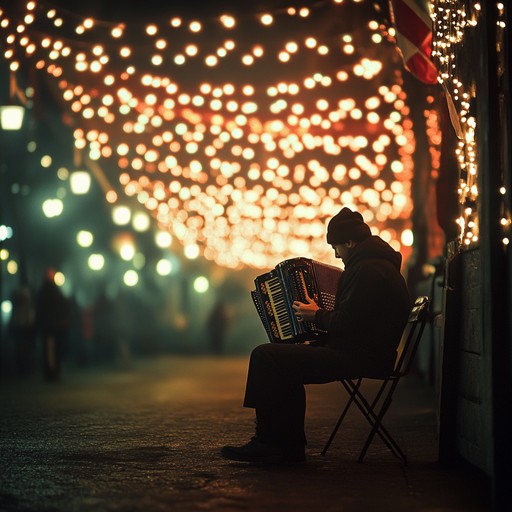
[322,379,407,464]
[349,383,407,464]
[321,379,362,456]
[356,397,407,464]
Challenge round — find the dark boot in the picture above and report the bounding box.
[221,436,305,464]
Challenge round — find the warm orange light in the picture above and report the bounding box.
[0,0,417,269]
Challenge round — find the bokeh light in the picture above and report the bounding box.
[0,0,419,269]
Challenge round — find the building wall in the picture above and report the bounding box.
[455,248,493,474]
[430,1,511,507]
[438,243,496,475]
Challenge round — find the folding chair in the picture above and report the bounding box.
[321,295,431,464]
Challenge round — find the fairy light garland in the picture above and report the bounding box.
[431,0,510,250]
[431,0,479,247]
[496,2,510,248]
[0,0,417,269]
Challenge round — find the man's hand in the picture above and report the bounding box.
[292,291,319,322]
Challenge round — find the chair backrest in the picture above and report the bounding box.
[393,296,430,376]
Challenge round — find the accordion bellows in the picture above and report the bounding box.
[251,257,343,343]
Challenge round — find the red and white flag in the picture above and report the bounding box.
[388,0,438,85]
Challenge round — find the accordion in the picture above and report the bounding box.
[251,257,342,343]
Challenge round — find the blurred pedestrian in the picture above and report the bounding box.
[8,284,36,377]
[35,269,71,382]
[93,291,117,364]
[206,299,230,355]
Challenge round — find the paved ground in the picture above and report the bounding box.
[0,355,491,512]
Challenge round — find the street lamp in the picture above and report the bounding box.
[0,103,25,131]
[1,71,26,131]
[70,170,91,194]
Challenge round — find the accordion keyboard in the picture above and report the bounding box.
[251,257,342,343]
[265,277,294,340]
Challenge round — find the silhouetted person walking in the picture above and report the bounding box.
[206,299,230,355]
[35,269,71,382]
[8,284,36,377]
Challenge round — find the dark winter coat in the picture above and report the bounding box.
[314,235,411,375]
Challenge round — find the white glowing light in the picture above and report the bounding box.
[88,253,105,270]
[42,199,64,218]
[77,230,93,247]
[193,276,209,293]
[156,259,173,276]
[123,270,139,286]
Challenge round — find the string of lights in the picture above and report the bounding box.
[0,0,422,269]
[495,1,510,248]
[431,0,510,249]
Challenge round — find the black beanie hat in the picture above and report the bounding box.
[326,207,372,245]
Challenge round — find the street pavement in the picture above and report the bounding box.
[0,355,491,512]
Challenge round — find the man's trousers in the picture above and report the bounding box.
[243,342,369,449]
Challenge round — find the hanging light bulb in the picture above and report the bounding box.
[70,170,91,194]
[0,72,25,131]
[0,104,24,130]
